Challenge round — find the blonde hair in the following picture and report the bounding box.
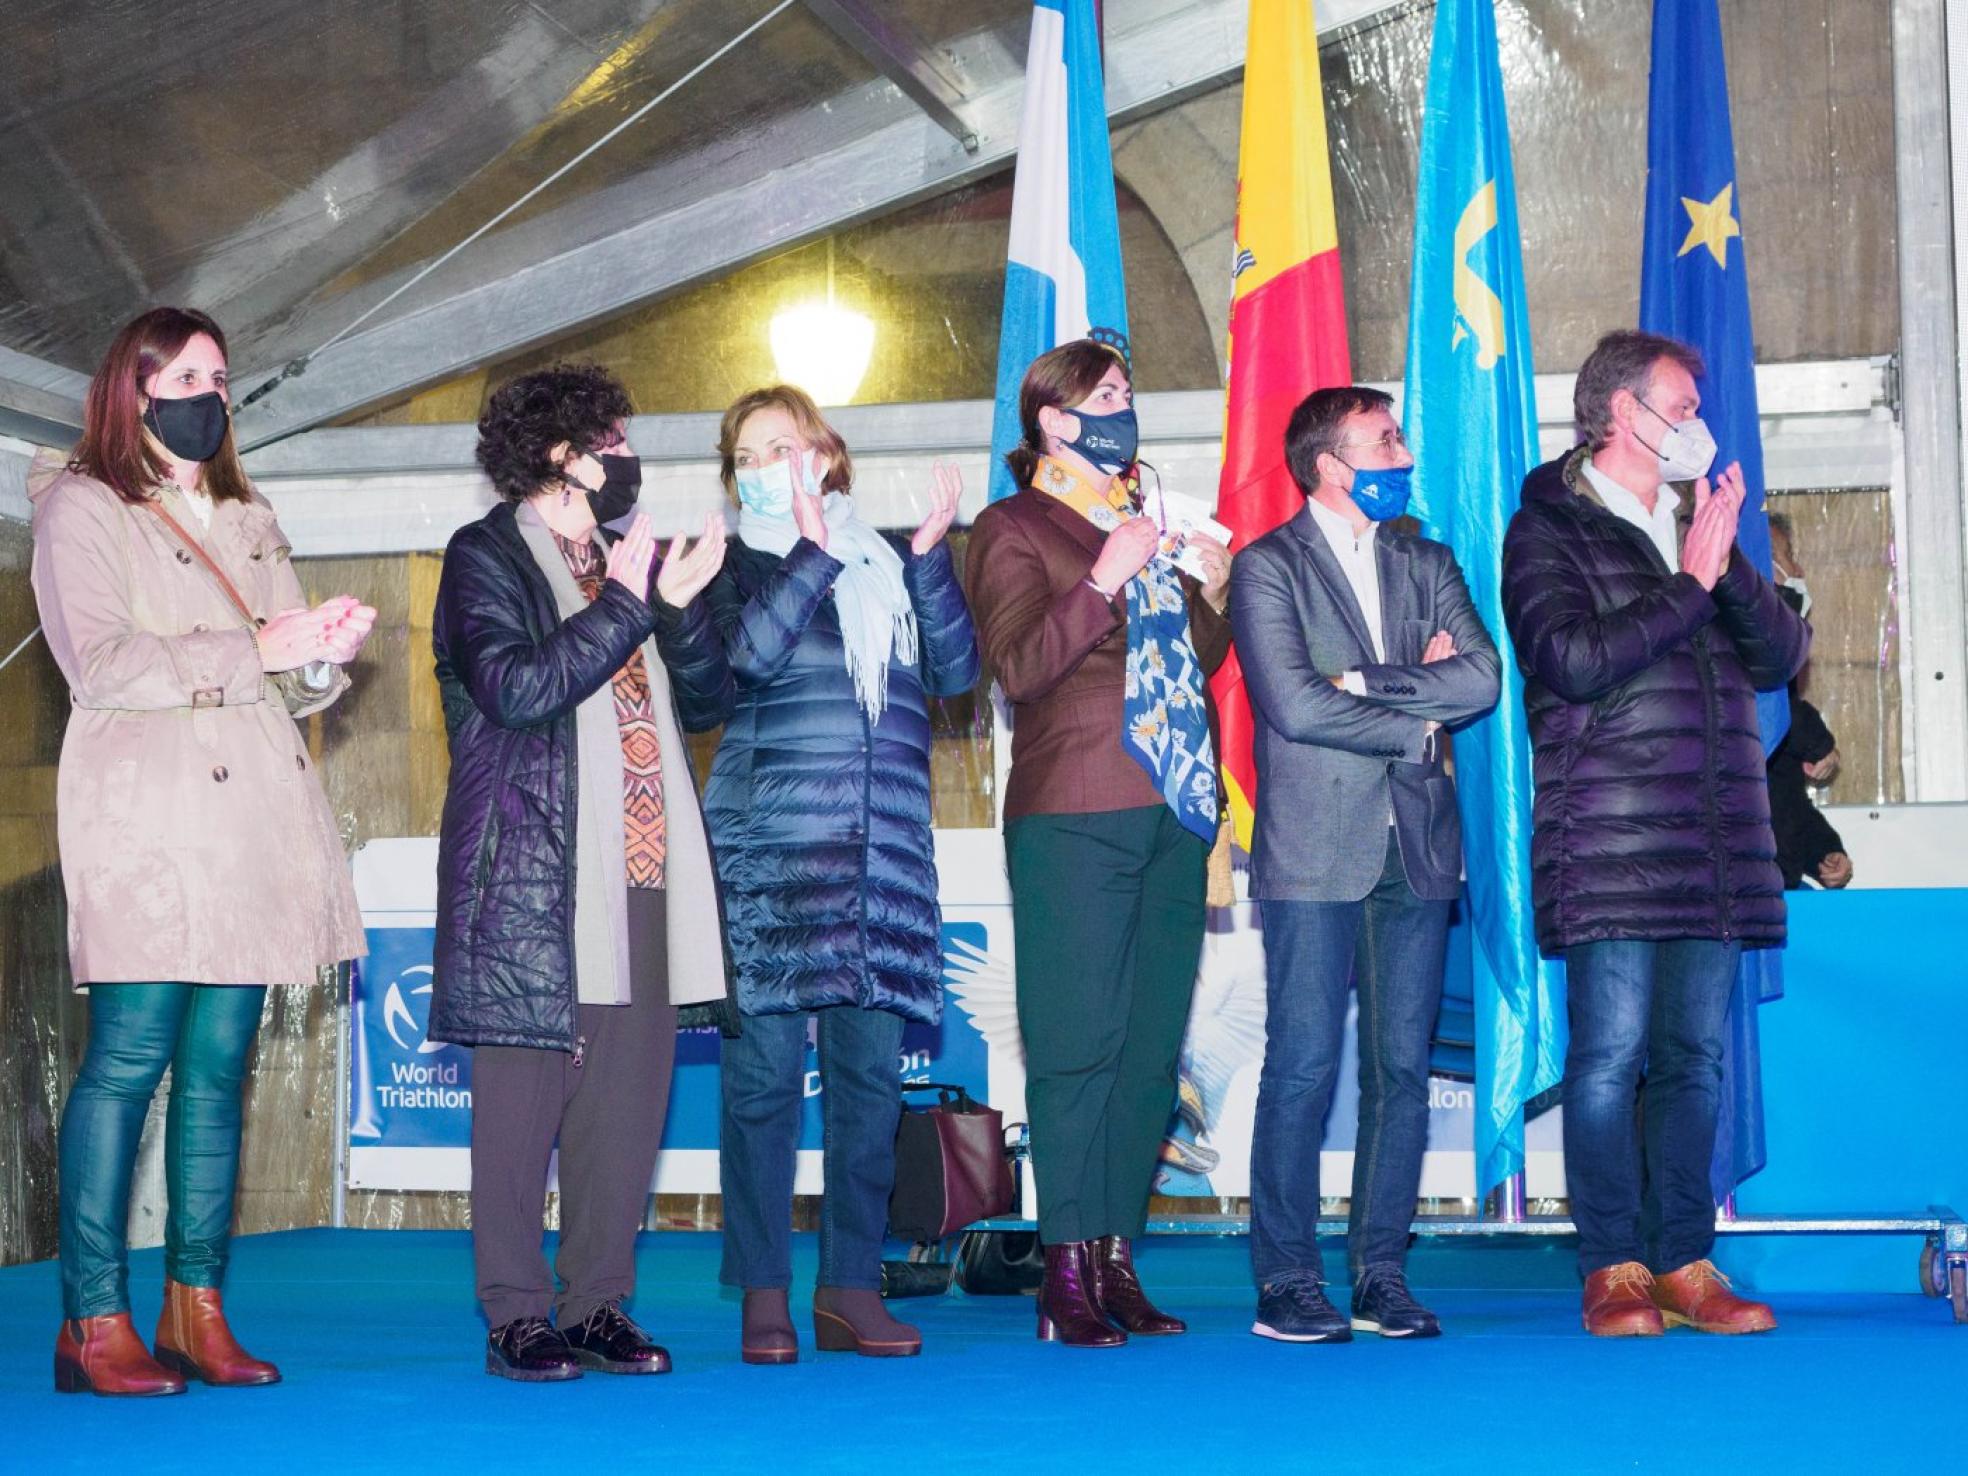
[716,384,854,501]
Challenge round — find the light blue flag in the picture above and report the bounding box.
[1402,0,1565,1194]
[987,0,1130,503]
[1639,0,1784,1201]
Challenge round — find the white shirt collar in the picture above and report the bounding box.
[1581,456,1681,523]
[1306,493,1378,556]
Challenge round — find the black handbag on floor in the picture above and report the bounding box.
[888,1082,1016,1242]
[954,1227,1045,1296]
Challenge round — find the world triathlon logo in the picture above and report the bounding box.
[382,964,446,1055]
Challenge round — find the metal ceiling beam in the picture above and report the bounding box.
[802,0,978,152]
[231,0,1409,447]
[0,346,87,447]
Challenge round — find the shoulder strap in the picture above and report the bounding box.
[141,498,261,629]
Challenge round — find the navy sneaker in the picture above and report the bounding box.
[1350,1264,1441,1339]
[1252,1270,1352,1343]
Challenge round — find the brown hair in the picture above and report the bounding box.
[716,384,854,501]
[1574,329,1705,450]
[1005,339,1131,489]
[1284,386,1396,497]
[70,307,253,506]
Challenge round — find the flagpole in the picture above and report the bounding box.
[1487,1170,1527,1224]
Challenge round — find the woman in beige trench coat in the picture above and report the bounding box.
[29,307,375,1398]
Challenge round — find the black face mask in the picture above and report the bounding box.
[1060,405,1139,476]
[565,450,642,525]
[145,392,229,463]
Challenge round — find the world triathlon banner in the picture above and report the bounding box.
[347,837,999,1194]
[351,834,1561,1202]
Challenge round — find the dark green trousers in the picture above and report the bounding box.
[1006,804,1206,1244]
[58,983,266,1318]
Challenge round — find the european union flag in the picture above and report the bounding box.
[987,0,1129,503]
[1640,0,1784,1200]
[1402,0,1564,1195]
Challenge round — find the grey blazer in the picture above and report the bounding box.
[1230,505,1502,903]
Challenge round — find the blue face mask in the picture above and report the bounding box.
[1062,405,1139,475]
[1344,463,1413,522]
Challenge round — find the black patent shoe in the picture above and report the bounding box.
[486,1317,582,1382]
[562,1302,672,1374]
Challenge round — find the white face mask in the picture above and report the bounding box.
[734,449,826,518]
[1781,574,1813,622]
[1637,400,1718,482]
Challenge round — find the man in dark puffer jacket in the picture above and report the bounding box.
[1502,330,1807,1340]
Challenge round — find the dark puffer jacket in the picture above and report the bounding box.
[428,502,732,1050]
[1500,448,1809,955]
[658,534,979,1023]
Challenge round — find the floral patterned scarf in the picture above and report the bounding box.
[1034,456,1218,841]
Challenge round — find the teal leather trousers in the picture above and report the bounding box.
[58,983,267,1319]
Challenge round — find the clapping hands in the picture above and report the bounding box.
[911,461,962,556]
[1680,461,1747,592]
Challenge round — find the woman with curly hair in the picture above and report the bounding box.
[430,362,731,1382]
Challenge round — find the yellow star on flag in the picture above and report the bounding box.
[1677,183,1741,268]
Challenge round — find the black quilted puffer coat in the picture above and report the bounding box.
[427,501,732,1050]
[658,534,978,1024]
[1500,447,1809,956]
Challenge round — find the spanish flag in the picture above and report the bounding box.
[1212,0,1352,850]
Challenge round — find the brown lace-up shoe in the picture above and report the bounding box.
[1582,1262,1665,1336]
[1650,1259,1777,1334]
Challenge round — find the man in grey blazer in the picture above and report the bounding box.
[1230,386,1500,1345]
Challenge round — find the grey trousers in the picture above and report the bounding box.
[470,888,678,1328]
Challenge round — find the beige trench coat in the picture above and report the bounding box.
[27,450,365,987]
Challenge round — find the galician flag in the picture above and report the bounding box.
[1402,0,1563,1194]
[1210,0,1352,849]
[988,0,1130,504]
[1640,0,1785,1201]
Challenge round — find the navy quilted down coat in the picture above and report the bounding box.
[657,534,979,1024]
[1500,448,1809,956]
[428,502,733,1050]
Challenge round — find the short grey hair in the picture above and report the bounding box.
[1573,330,1705,450]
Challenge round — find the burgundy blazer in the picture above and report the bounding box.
[963,486,1231,822]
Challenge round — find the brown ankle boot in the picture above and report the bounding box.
[154,1280,280,1386]
[813,1286,921,1357]
[741,1288,798,1366]
[1090,1235,1186,1335]
[1036,1242,1126,1348]
[54,1313,187,1396]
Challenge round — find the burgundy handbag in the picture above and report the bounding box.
[888,1082,1016,1242]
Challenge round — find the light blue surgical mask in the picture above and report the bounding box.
[734,457,797,517]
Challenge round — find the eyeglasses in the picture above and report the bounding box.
[1335,429,1408,455]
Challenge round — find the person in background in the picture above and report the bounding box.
[430,363,732,1382]
[1764,511,1852,890]
[1232,386,1500,1345]
[1502,329,1808,1339]
[31,306,375,1396]
[658,383,977,1366]
[962,338,1232,1349]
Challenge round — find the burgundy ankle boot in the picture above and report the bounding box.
[741,1288,798,1366]
[813,1286,921,1356]
[1091,1235,1186,1335]
[1036,1242,1126,1348]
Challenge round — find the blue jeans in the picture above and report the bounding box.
[1250,832,1450,1282]
[58,983,267,1318]
[1562,938,1741,1276]
[718,1004,904,1291]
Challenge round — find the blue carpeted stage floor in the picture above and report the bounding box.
[1,1228,1961,1473]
